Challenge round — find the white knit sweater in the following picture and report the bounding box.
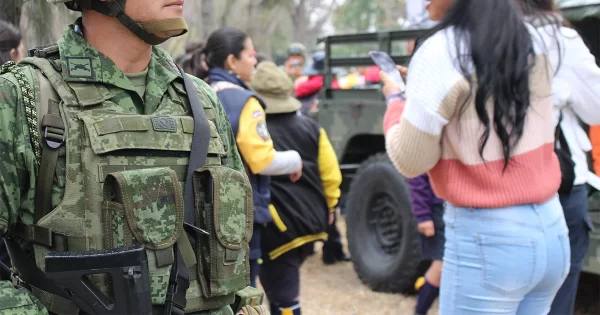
[534,24,600,185]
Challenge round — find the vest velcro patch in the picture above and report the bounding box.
[151,116,177,132]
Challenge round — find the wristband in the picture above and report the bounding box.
[386,91,406,104]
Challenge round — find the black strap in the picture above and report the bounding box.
[555,111,571,156]
[12,222,68,252]
[3,238,71,300]
[163,246,189,315]
[163,68,211,315]
[35,100,65,223]
[0,259,11,281]
[179,68,211,238]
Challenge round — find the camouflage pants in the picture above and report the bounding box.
[0,281,49,315]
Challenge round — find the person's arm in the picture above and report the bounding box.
[383,93,406,135]
[0,75,37,238]
[560,29,600,125]
[295,76,324,98]
[0,73,48,314]
[407,174,434,223]
[236,97,302,175]
[590,125,600,176]
[317,128,342,212]
[382,32,462,178]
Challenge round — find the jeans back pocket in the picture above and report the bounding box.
[475,234,537,294]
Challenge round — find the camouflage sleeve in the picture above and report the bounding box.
[0,281,49,314]
[0,74,37,237]
[192,77,246,174]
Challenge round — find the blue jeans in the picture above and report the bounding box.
[440,195,571,315]
[550,184,593,315]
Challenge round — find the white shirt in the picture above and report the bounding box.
[533,23,600,185]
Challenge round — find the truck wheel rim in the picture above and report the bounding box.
[367,191,403,256]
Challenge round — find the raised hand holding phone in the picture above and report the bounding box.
[369,51,406,92]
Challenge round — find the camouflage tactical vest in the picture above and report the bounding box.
[3,44,262,315]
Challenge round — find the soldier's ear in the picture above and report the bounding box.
[9,48,18,62]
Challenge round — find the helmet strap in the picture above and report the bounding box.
[78,0,188,45]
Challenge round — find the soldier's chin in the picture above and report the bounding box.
[155,29,186,39]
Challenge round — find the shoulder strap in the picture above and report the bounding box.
[555,110,571,156]
[5,45,69,224]
[20,56,78,106]
[180,71,212,232]
[20,53,69,223]
[162,69,213,314]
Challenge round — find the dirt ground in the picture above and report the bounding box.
[256,217,599,315]
[294,245,438,315]
[257,217,438,315]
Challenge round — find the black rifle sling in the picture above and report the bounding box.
[164,68,212,314]
[4,238,71,301]
[179,68,211,237]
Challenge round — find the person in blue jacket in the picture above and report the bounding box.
[199,27,303,287]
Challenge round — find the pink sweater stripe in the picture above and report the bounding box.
[383,99,405,135]
[429,143,560,208]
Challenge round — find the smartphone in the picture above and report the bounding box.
[369,51,406,91]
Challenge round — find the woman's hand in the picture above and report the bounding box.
[380,65,408,98]
[290,160,303,183]
[418,220,435,237]
[398,65,408,82]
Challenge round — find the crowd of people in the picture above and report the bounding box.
[171,26,354,315]
[1,0,600,314]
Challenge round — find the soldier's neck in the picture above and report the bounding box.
[82,13,152,73]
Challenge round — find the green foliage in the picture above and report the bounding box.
[334,0,406,33]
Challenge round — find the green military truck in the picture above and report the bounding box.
[313,0,600,303]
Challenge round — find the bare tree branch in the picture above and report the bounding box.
[220,0,235,26]
[309,0,338,33]
[0,0,25,26]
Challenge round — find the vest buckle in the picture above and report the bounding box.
[41,113,66,149]
[43,126,65,149]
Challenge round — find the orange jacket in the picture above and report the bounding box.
[590,125,600,175]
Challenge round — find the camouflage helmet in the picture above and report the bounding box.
[46,0,188,45]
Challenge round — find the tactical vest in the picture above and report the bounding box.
[1,44,263,315]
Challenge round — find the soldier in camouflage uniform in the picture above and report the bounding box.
[0,0,268,314]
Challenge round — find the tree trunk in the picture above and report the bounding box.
[200,0,215,39]
[293,0,308,44]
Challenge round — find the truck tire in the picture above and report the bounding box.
[346,153,424,294]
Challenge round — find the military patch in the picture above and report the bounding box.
[256,120,270,141]
[252,110,263,119]
[66,57,94,79]
[151,116,177,132]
